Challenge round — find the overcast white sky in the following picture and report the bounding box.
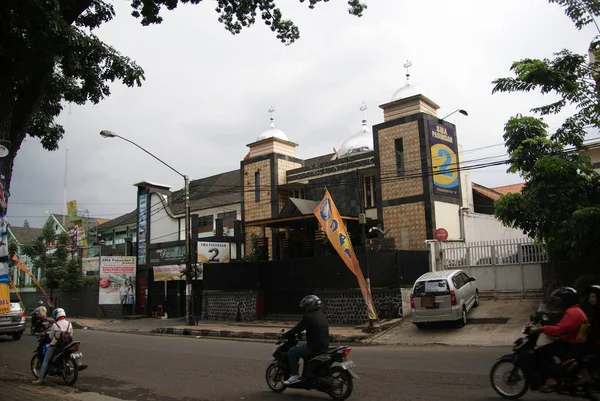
[7,0,600,228]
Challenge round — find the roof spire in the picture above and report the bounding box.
[360,101,368,125]
[268,106,275,128]
[403,59,412,85]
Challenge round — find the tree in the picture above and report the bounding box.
[491,0,600,266]
[23,219,30,228]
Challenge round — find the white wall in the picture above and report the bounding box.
[177,203,242,241]
[434,201,461,240]
[463,210,525,242]
[82,257,99,274]
[149,192,179,244]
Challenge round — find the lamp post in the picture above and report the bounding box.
[99,130,194,326]
[440,109,468,121]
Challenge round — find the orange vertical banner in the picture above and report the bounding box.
[314,189,377,321]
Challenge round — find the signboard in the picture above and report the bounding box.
[428,121,459,197]
[99,256,136,305]
[137,194,148,265]
[67,200,79,222]
[153,264,203,281]
[434,228,449,242]
[148,245,186,265]
[198,242,230,263]
[0,144,9,314]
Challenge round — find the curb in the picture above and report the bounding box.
[150,327,369,343]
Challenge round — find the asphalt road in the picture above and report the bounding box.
[0,330,558,401]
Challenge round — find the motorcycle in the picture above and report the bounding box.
[490,314,600,400]
[30,329,88,386]
[30,313,50,335]
[265,329,358,400]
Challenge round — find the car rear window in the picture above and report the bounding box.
[10,303,21,311]
[413,279,450,296]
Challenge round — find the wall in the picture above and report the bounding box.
[463,211,525,242]
[588,144,600,171]
[34,287,109,318]
[243,158,273,258]
[195,203,242,239]
[434,201,460,240]
[316,289,402,324]
[382,203,426,250]
[149,192,179,244]
[82,257,99,275]
[202,291,257,321]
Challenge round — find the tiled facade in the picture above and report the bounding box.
[202,291,257,321]
[382,202,427,250]
[377,121,423,200]
[318,289,402,324]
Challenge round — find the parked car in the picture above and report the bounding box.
[410,269,479,329]
[0,302,26,340]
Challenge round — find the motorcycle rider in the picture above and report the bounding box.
[32,307,73,385]
[529,287,587,392]
[576,285,600,384]
[282,295,329,386]
[33,300,47,319]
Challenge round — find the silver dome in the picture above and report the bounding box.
[391,83,424,101]
[338,121,373,158]
[257,119,288,141]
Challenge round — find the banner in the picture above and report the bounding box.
[137,194,148,265]
[99,256,136,305]
[0,143,10,314]
[314,189,378,321]
[428,120,460,197]
[153,264,203,281]
[12,253,53,306]
[67,200,79,222]
[197,241,230,263]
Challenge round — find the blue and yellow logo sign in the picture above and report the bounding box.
[429,121,459,197]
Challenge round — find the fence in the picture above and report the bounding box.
[430,238,546,298]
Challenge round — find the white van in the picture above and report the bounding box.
[410,270,479,329]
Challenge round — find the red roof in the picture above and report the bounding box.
[493,183,525,195]
[472,183,502,201]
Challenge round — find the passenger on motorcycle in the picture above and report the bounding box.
[34,300,47,319]
[282,295,330,386]
[577,285,600,383]
[529,287,588,392]
[32,307,73,385]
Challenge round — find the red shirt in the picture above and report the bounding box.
[541,305,587,344]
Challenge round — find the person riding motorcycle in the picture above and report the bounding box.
[33,300,47,319]
[576,285,600,384]
[282,295,329,386]
[529,287,588,392]
[32,307,73,385]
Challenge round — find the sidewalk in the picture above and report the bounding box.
[367,298,541,347]
[71,317,373,343]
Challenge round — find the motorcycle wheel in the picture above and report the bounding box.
[490,359,528,399]
[62,358,79,386]
[265,361,286,393]
[30,354,41,379]
[328,366,353,400]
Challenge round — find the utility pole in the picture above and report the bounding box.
[184,175,194,326]
[356,170,374,328]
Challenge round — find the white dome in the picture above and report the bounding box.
[391,83,424,101]
[338,121,373,158]
[257,120,288,141]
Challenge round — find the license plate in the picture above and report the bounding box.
[70,352,82,359]
[341,361,360,379]
[0,316,10,322]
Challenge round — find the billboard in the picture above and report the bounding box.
[197,241,230,263]
[153,264,203,281]
[137,194,148,265]
[0,144,10,314]
[428,120,460,197]
[67,200,79,222]
[99,256,136,305]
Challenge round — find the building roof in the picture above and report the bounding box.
[304,153,335,166]
[493,183,525,195]
[97,210,138,232]
[472,183,502,201]
[8,226,42,245]
[169,169,241,215]
[49,214,111,231]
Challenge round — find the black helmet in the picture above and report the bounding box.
[37,301,44,306]
[588,285,600,296]
[551,287,579,309]
[299,295,322,312]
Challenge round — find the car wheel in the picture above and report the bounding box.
[457,307,467,328]
[415,323,426,329]
[473,290,480,308]
[12,332,22,341]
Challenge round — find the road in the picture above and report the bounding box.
[0,331,557,401]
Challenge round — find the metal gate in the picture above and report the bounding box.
[427,238,546,299]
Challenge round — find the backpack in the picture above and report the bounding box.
[54,322,73,346]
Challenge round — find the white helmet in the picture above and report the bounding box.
[53,308,66,320]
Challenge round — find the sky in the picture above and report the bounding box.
[7,0,600,228]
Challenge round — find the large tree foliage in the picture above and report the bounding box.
[492,0,600,264]
[0,0,366,191]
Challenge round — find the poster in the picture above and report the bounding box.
[67,199,79,222]
[153,264,202,281]
[197,241,230,263]
[137,193,148,265]
[0,144,10,314]
[428,120,460,197]
[314,189,377,321]
[99,256,136,305]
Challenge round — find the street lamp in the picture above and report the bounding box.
[99,130,194,326]
[440,109,469,121]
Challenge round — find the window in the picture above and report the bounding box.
[291,188,305,199]
[395,138,405,175]
[255,171,260,202]
[217,211,237,229]
[413,280,449,296]
[363,176,375,208]
[198,215,213,234]
[593,161,600,169]
[459,272,471,285]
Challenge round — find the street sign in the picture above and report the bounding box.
[434,228,448,242]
